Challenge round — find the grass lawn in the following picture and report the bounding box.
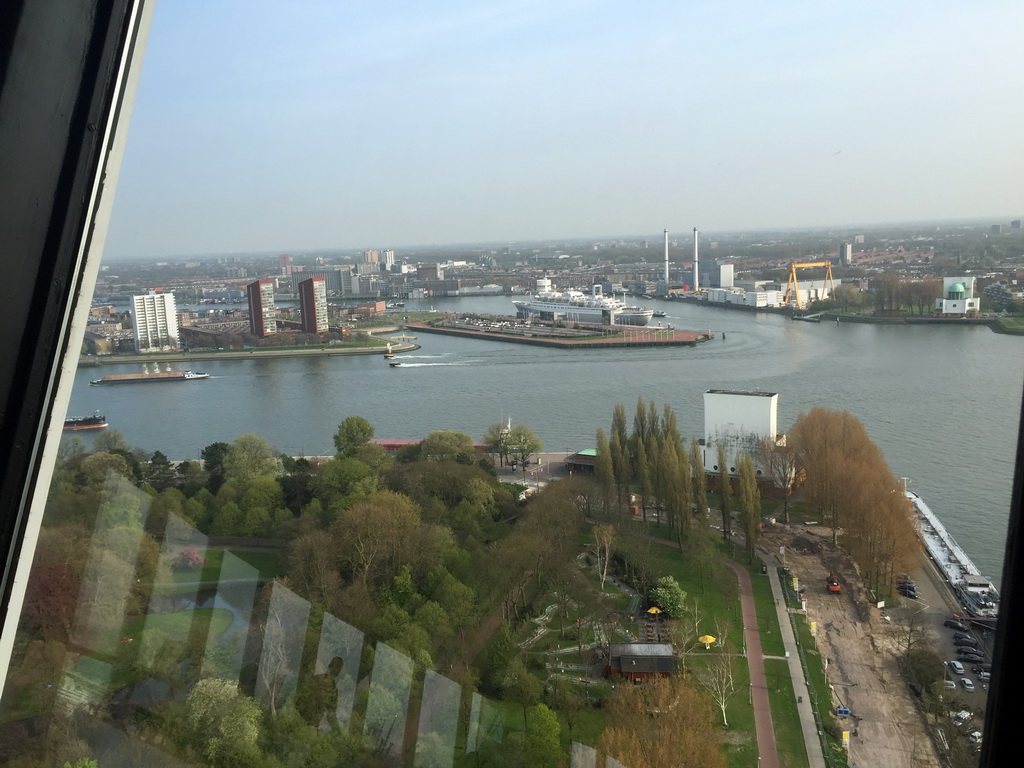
[765,658,811,768]
[156,548,280,595]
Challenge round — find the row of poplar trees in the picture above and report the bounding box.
[593,397,762,563]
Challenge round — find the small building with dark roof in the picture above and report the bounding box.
[607,643,677,681]
[565,448,597,474]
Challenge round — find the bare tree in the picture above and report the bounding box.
[695,651,739,727]
[756,437,798,523]
[594,524,615,592]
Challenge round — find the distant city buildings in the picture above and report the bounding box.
[382,249,395,269]
[131,292,179,352]
[247,279,277,336]
[699,259,734,289]
[363,249,379,264]
[298,277,328,333]
[839,243,853,266]
[278,253,293,274]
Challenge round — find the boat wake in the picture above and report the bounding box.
[394,361,472,367]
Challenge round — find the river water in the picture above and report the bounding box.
[68,295,1023,583]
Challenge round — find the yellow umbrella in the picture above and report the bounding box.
[698,634,716,649]
[647,607,662,615]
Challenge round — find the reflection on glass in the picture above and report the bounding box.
[465,691,506,754]
[254,581,310,712]
[138,512,209,674]
[571,742,597,768]
[310,611,364,731]
[364,641,414,757]
[414,668,460,768]
[200,551,260,682]
[71,474,151,656]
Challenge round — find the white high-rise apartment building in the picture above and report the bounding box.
[132,292,179,351]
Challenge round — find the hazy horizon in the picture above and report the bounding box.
[104,1,1024,260]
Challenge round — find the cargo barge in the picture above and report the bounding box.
[63,412,107,430]
[90,370,209,386]
[906,490,999,620]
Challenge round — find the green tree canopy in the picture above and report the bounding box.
[333,416,375,457]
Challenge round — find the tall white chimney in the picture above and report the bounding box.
[692,227,699,290]
[663,229,670,283]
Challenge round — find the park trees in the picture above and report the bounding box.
[420,430,478,464]
[594,428,615,517]
[593,523,616,593]
[716,444,732,544]
[695,650,740,727]
[222,434,279,485]
[599,675,726,768]
[651,575,687,618]
[507,423,543,467]
[789,407,918,589]
[756,437,797,523]
[736,453,760,563]
[333,415,374,457]
[484,421,512,467]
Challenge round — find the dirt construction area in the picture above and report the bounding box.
[760,524,945,768]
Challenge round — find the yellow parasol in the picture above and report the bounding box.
[646,607,662,615]
[698,634,716,649]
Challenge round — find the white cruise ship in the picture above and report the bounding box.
[513,279,654,326]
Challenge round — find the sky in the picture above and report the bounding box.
[104,0,1024,259]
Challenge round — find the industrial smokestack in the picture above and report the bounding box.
[692,227,699,291]
[663,229,669,283]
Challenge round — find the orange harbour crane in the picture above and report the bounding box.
[784,261,836,309]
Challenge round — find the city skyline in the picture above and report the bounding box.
[104,1,1024,259]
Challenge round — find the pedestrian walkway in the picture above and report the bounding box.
[762,555,827,768]
[723,560,779,768]
[639,529,825,768]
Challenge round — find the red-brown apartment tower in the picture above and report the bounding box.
[247,279,277,337]
[298,277,328,333]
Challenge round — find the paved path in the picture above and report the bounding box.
[761,555,827,768]
[723,560,780,768]
[640,530,826,768]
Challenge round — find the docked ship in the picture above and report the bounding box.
[90,370,210,386]
[906,490,999,620]
[513,279,654,326]
[63,412,107,430]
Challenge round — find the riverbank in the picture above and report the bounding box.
[407,320,711,349]
[666,295,1022,335]
[78,327,419,366]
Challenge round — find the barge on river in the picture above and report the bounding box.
[63,412,107,430]
[906,490,999,620]
[90,370,209,386]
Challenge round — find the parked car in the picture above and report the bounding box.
[972,664,993,674]
[952,632,973,641]
[958,652,985,663]
[948,660,965,675]
[978,670,991,681]
[945,619,970,632]
[961,678,975,692]
[943,679,957,689]
[952,710,974,727]
[954,637,979,648]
